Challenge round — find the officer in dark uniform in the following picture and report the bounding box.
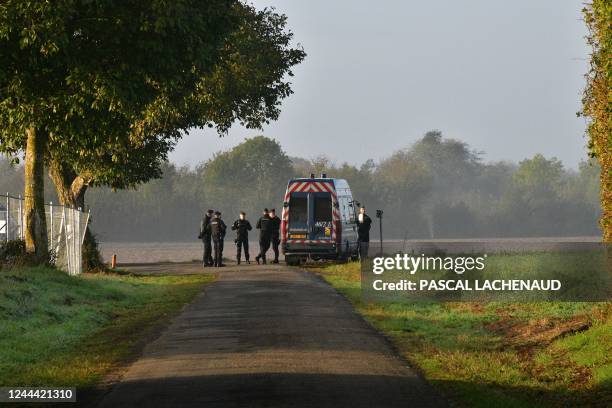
[357,206,372,259]
[255,208,272,264]
[269,208,281,264]
[232,211,252,264]
[198,209,214,267]
[207,211,227,267]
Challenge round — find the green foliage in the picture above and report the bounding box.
[97,134,601,240]
[0,0,304,182]
[1,132,601,241]
[0,239,25,267]
[202,136,294,219]
[0,239,50,268]
[0,0,236,154]
[581,1,611,241]
[41,2,306,195]
[0,0,234,254]
[82,232,105,273]
[0,1,305,254]
[501,154,566,233]
[513,154,564,193]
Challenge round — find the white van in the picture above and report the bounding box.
[281,174,360,265]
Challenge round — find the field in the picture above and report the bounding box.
[0,266,214,389]
[309,257,611,407]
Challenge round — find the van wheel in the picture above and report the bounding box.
[286,256,300,266]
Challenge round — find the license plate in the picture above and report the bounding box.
[290,234,306,239]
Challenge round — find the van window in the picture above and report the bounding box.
[314,194,332,222]
[289,195,308,228]
[348,200,356,223]
[345,197,352,222]
[338,196,347,222]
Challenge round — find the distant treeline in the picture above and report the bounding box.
[0,132,601,241]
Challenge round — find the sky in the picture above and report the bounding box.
[169,0,591,169]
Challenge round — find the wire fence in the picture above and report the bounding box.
[0,193,90,275]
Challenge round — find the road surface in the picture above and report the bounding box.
[97,263,447,407]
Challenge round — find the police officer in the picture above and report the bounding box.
[269,208,281,264]
[255,208,272,264]
[232,211,252,264]
[198,209,215,267]
[207,211,227,267]
[357,206,372,259]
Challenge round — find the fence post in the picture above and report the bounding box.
[18,194,23,240]
[62,206,69,274]
[76,207,81,275]
[49,202,54,250]
[87,209,91,244]
[5,192,9,243]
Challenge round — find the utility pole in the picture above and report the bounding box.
[376,209,383,255]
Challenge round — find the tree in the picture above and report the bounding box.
[401,130,481,238]
[511,154,565,230]
[375,149,432,237]
[0,1,305,258]
[46,4,304,267]
[47,135,175,209]
[513,154,563,195]
[201,136,293,219]
[78,137,601,241]
[48,3,304,227]
[581,1,611,241]
[561,159,601,235]
[0,0,235,257]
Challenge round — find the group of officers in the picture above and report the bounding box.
[198,206,374,267]
[198,208,281,267]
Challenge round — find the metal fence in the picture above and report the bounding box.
[0,193,90,275]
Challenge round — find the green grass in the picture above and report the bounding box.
[309,260,611,407]
[0,266,214,388]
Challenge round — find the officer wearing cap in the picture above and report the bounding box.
[255,208,272,264]
[198,209,215,267]
[232,211,252,264]
[269,208,281,264]
[207,211,227,267]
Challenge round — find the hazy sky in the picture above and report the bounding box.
[170,0,591,169]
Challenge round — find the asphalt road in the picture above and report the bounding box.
[97,263,447,408]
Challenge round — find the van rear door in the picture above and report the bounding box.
[311,192,333,241]
[287,192,308,240]
[287,191,333,242]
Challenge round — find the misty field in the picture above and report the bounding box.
[309,258,611,407]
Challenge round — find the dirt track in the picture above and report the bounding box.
[97,263,447,407]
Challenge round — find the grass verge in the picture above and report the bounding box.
[308,261,611,407]
[0,266,214,388]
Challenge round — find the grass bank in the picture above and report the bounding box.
[0,266,214,388]
[309,260,611,407]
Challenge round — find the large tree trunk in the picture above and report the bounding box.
[48,159,88,209]
[24,126,49,260]
[48,158,103,271]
